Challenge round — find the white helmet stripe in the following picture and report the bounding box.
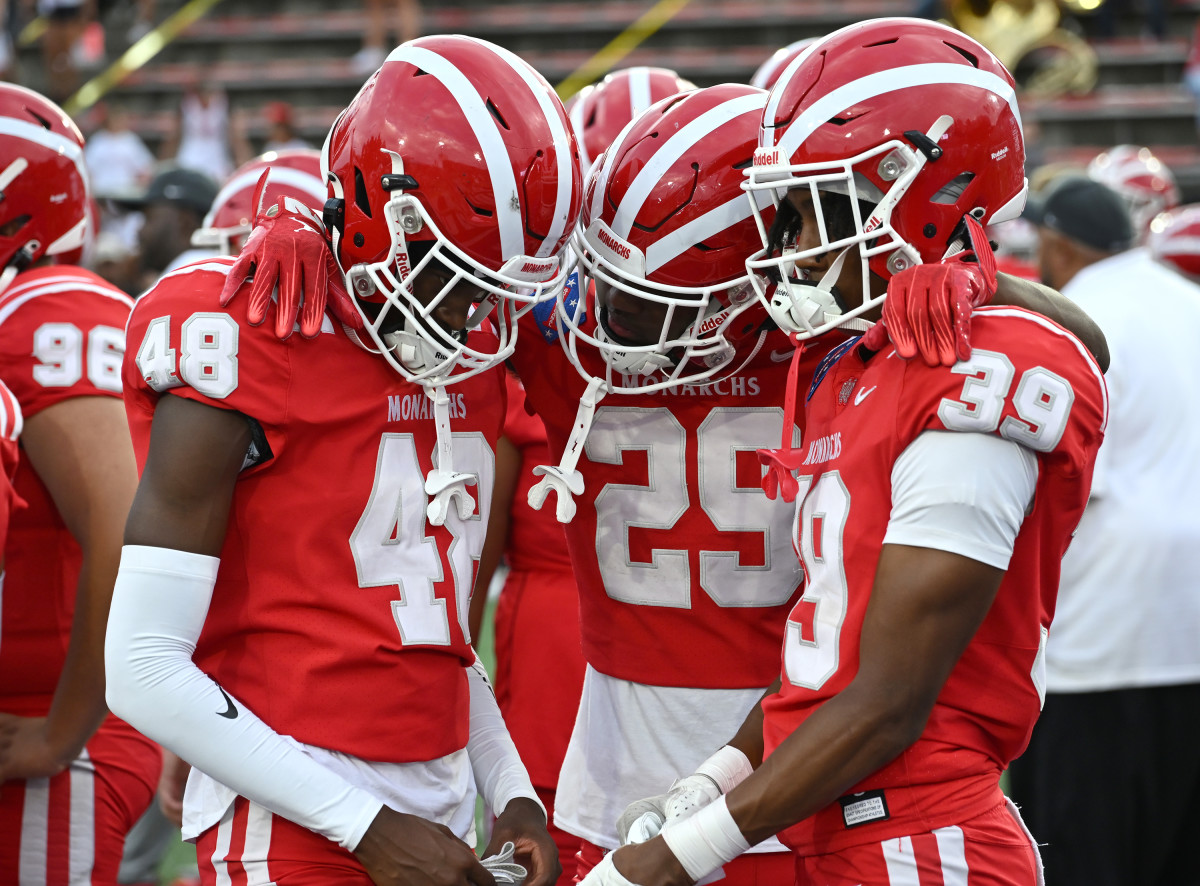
[587,112,642,227]
[487,42,577,258]
[627,67,653,119]
[612,93,765,240]
[644,187,773,274]
[570,92,591,170]
[0,117,89,196]
[208,166,325,225]
[388,43,524,259]
[765,63,1020,157]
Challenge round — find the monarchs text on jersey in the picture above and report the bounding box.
[762,306,1107,854]
[122,258,505,763]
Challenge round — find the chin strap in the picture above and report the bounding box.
[757,335,807,503]
[528,376,606,524]
[425,382,477,526]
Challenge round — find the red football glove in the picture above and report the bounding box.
[861,215,997,366]
[218,169,364,339]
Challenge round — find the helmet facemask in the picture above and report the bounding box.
[328,161,570,387]
[745,122,955,341]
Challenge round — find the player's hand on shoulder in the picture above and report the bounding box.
[353,805,496,886]
[0,714,66,784]
[484,797,559,886]
[862,215,997,366]
[219,171,364,340]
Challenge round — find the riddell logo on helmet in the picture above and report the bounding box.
[696,308,731,336]
[754,148,782,166]
[596,228,632,260]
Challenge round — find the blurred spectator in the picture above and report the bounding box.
[125,0,154,44]
[37,0,92,102]
[0,0,14,82]
[160,79,233,183]
[1009,174,1200,885]
[261,101,309,153]
[1094,0,1166,40]
[131,165,218,287]
[1184,22,1200,136]
[352,0,421,76]
[84,101,155,200]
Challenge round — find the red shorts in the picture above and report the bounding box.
[196,796,373,886]
[0,719,160,886]
[794,798,1043,886]
[574,838,795,886]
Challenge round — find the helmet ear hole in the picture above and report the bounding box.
[354,167,372,218]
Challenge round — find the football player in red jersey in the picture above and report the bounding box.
[103,35,581,886]
[225,74,1105,886]
[468,370,587,886]
[0,83,163,886]
[587,19,1108,886]
[0,378,22,562]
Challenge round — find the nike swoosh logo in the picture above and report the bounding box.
[216,686,238,719]
[854,386,876,405]
[769,348,793,362]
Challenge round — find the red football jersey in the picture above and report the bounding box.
[511,302,840,689]
[0,266,133,713]
[123,258,506,763]
[762,307,1107,853]
[0,379,22,564]
[502,372,573,575]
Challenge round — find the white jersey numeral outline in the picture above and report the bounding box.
[33,322,124,394]
[588,405,802,610]
[350,432,494,646]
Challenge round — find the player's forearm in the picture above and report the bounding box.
[724,678,779,769]
[723,681,922,846]
[465,655,542,817]
[106,545,383,850]
[40,559,115,769]
[994,273,1109,371]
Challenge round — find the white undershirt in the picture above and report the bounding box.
[556,430,1037,850]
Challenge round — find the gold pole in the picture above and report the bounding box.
[554,0,695,101]
[64,0,227,117]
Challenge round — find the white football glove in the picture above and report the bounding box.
[615,746,753,846]
[480,841,527,885]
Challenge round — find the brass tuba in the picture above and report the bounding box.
[947,0,1100,96]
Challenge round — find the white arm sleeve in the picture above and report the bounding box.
[104,545,383,851]
[883,431,1038,570]
[466,653,544,819]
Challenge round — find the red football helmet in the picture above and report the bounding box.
[568,66,696,174]
[560,84,773,394]
[1087,144,1180,239]
[750,37,821,91]
[192,148,324,255]
[0,83,91,292]
[321,34,583,384]
[1147,204,1200,281]
[745,18,1027,340]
